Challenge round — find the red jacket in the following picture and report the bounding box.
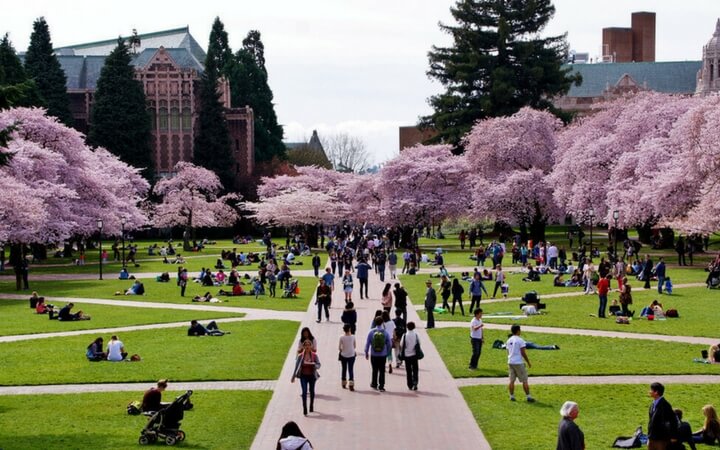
[597,277,610,295]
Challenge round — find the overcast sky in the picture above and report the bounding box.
[3,0,719,165]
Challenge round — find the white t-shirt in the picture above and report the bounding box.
[506,335,526,365]
[470,317,483,339]
[496,270,505,283]
[339,335,356,358]
[107,340,124,361]
[383,320,396,341]
[402,330,418,357]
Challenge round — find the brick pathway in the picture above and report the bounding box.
[249,270,491,450]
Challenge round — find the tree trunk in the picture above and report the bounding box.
[519,222,528,245]
[636,222,653,245]
[400,226,414,249]
[184,212,193,252]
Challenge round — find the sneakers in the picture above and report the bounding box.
[379,388,386,392]
[527,396,536,403]
[388,365,393,374]
[510,396,516,401]
[553,345,560,350]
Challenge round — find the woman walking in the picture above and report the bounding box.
[451,278,465,316]
[338,324,356,391]
[297,327,317,353]
[342,269,354,303]
[400,322,420,390]
[381,283,393,312]
[292,339,321,416]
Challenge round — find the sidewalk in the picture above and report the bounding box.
[250,269,491,449]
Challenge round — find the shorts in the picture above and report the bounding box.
[508,363,528,383]
[343,287,353,294]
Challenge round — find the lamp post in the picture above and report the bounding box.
[121,217,127,269]
[588,209,595,261]
[613,210,620,262]
[97,218,104,280]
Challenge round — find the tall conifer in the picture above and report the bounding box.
[23,17,72,125]
[88,38,153,179]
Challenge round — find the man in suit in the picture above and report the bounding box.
[424,280,436,329]
[647,382,678,450]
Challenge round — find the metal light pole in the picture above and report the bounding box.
[121,217,127,269]
[613,210,620,262]
[588,209,595,261]
[97,218,104,280]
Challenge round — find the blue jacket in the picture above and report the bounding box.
[469,279,487,296]
[655,262,666,278]
[356,262,371,279]
[364,326,392,357]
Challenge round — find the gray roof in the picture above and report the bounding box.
[564,61,702,97]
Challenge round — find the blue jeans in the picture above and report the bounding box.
[598,294,607,318]
[340,355,355,381]
[378,264,386,282]
[299,374,316,410]
[469,338,483,368]
[657,276,665,294]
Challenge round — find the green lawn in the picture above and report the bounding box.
[0,299,244,337]
[430,327,717,378]
[0,390,271,450]
[0,320,298,385]
[417,286,720,338]
[0,276,319,311]
[461,383,720,450]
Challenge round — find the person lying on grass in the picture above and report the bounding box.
[52,303,90,321]
[187,320,228,336]
[191,292,223,303]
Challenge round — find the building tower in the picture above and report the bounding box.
[696,19,720,96]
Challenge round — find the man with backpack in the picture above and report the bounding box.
[364,316,392,391]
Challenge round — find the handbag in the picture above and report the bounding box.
[415,339,424,360]
[398,337,406,361]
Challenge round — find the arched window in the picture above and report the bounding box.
[159,100,168,130]
[147,101,156,129]
[170,100,180,131]
[182,107,192,130]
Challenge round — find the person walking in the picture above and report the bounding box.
[556,401,585,450]
[178,268,188,297]
[276,421,313,450]
[596,273,610,318]
[393,283,408,324]
[647,382,677,450]
[364,316,392,392]
[655,257,666,295]
[424,280,437,329]
[311,253,321,278]
[341,302,357,335]
[291,339,321,416]
[643,254,654,290]
[376,249,387,282]
[400,321,421,390]
[356,259,371,299]
[507,324,534,402]
[315,278,331,323]
[451,278,465,316]
[338,324,356,391]
[342,269,354,303]
[468,308,484,370]
[469,272,488,312]
[492,265,505,298]
[439,275,451,311]
[381,283,393,313]
[675,236,686,266]
[388,250,398,280]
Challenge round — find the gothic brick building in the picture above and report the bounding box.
[53,27,254,179]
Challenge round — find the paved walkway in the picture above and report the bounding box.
[0,380,276,396]
[455,374,720,387]
[435,321,719,345]
[250,270,491,450]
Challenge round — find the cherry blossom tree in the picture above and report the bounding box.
[464,107,562,241]
[0,107,149,288]
[153,162,240,251]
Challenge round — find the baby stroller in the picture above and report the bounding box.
[139,390,192,446]
[282,279,299,298]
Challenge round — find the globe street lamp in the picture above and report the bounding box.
[121,217,127,269]
[613,210,620,261]
[588,209,595,261]
[97,218,104,280]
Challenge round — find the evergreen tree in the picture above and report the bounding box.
[0,34,43,108]
[193,18,235,191]
[87,38,153,179]
[227,30,285,162]
[23,17,73,125]
[422,0,580,152]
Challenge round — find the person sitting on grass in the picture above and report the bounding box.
[35,298,53,315]
[430,265,450,278]
[142,379,169,413]
[553,273,565,287]
[172,254,185,264]
[124,280,145,296]
[156,272,170,282]
[523,266,541,282]
[609,299,622,316]
[29,291,42,309]
[215,270,226,285]
[188,320,227,336]
[119,268,130,280]
[106,335,128,361]
[692,405,720,445]
[86,337,106,361]
[54,303,90,321]
[708,344,720,364]
[481,269,493,281]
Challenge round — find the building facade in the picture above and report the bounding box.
[696,19,720,96]
[602,12,656,63]
[53,27,254,180]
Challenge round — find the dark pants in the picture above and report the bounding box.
[643,272,651,289]
[340,355,355,381]
[621,303,631,316]
[299,374,316,413]
[359,278,368,298]
[469,295,482,312]
[405,355,419,388]
[678,253,686,266]
[331,261,337,275]
[337,262,344,275]
[657,276,665,294]
[426,307,435,328]
[313,266,320,277]
[180,283,186,296]
[598,294,607,318]
[378,264,386,282]
[317,299,330,321]
[469,337,483,369]
[370,356,386,389]
[441,293,450,310]
[493,281,502,297]
[452,295,464,315]
[396,306,407,324]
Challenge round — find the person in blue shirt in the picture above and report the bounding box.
[469,272,488,311]
[655,257,666,294]
[364,316,392,391]
[356,259,371,299]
